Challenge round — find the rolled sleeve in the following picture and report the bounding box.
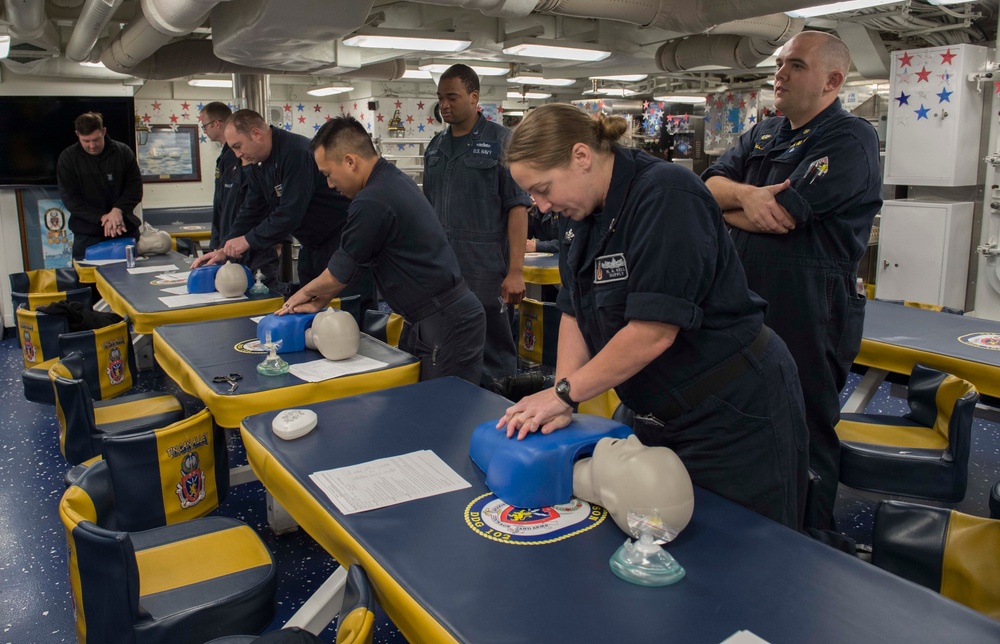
[775,186,813,225]
[626,291,703,330]
[326,248,359,285]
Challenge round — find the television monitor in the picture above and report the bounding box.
[0,96,137,186]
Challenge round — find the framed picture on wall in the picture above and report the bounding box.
[137,125,201,182]
[16,187,74,270]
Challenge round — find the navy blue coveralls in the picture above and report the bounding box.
[561,147,808,529]
[212,144,278,287]
[56,138,143,259]
[423,114,532,386]
[703,99,882,531]
[327,159,485,383]
[229,126,374,313]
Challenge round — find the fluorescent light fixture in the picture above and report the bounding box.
[79,60,106,68]
[502,38,611,62]
[306,85,353,96]
[926,0,973,4]
[504,110,525,116]
[507,74,576,87]
[507,91,552,100]
[188,78,233,88]
[402,69,433,80]
[653,95,708,104]
[343,27,470,53]
[585,87,639,97]
[786,0,902,18]
[589,74,647,82]
[0,28,10,60]
[419,60,510,76]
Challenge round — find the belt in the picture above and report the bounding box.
[407,280,472,323]
[651,325,772,422]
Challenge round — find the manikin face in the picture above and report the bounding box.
[573,435,694,536]
[510,144,602,221]
[313,146,363,199]
[224,123,271,164]
[76,128,106,156]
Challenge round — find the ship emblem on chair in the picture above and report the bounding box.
[23,331,36,364]
[107,347,125,385]
[176,451,206,508]
[522,319,536,352]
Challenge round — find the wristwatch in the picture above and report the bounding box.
[554,378,577,410]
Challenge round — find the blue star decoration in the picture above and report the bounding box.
[297,103,305,112]
[895,91,910,106]
[748,114,756,124]
[200,135,207,143]
[937,88,953,103]
[196,102,205,111]
[915,104,930,120]
[417,123,425,132]
[313,123,321,132]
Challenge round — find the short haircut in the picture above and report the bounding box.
[310,116,377,159]
[200,101,232,123]
[440,63,480,94]
[74,112,104,135]
[227,109,267,136]
[798,30,852,76]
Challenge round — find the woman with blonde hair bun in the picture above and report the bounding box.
[497,103,809,529]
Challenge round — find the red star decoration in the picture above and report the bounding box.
[377,113,385,122]
[180,101,190,111]
[749,91,757,99]
[898,52,913,67]
[353,103,358,111]
[726,93,734,101]
[715,101,723,109]
[994,82,1000,94]
[417,101,425,110]
[298,115,306,123]
[405,115,414,123]
[426,116,435,124]
[739,99,746,108]
[643,100,649,109]
[916,66,931,82]
[314,104,322,112]
[359,113,365,121]
[940,49,956,65]
[151,101,161,110]
[497,106,503,113]
[280,104,289,112]
[169,114,178,123]
[141,113,151,123]
[325,114,332,121]
[394,100,402,109]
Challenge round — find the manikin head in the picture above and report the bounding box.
[573,435,694,535]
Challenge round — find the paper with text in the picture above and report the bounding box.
[288,355,389,382]
[157,292,247,308]
[128,264,178,275]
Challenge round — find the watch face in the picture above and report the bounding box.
[556,380,569,394]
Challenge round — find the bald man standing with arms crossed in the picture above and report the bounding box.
[704,31,882,537]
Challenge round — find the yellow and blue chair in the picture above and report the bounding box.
[59,457,277,643]
[517,297,560,369]
[49,351,184,465]
[9,268,92,311]
[837,364,978,502]
[16,306,69,404]
[872,500,1000,621]
[362,309,403,347]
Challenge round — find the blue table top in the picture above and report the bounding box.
[241,378,1000,643]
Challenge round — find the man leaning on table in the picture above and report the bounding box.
[279,116,486,384]
[192,109,374,310]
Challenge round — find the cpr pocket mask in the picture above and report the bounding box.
[469,416,632,509]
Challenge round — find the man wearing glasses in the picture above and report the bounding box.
[198,102,279,286]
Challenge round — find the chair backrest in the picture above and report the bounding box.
[873,500,1000,621]
[59,319,137,400]
[518,298,560,368]
[15,307,69,369]
[101,408,228,532]
[49,352,100,464]
[10,269,92,310]
[328,293,362,327]
[59,459,144,644]
[362,309,403,347]
[335,565,376,644]
[905,363,978,460]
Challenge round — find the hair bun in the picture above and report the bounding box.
[595,113,629,142]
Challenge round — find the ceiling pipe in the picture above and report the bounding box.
[3,0,60,52]
[65,0,126,62]
[656,14,804,72]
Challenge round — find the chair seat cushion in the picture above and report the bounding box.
[22,358,59,405]
[94,392,184,436]
[132,516,276,642]
[837,413,949,451]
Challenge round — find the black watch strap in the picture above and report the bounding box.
[555,378,577,411]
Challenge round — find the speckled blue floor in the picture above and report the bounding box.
[0,330,405,643]
[2,328,1000,643]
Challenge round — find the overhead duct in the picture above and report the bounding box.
[340,59,406,81]
[65,0,126,62]
[656,15,804,72]
[100,0,225,74]
[210,0,375,72]
[3,0,60,57]
[0,55,131,78]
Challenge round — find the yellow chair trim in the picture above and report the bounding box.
[135,525,271,596]
[94,395,182,426]
[856,339,1000,399]
[941,511,1000,620]
[335,606,375,644]
[836,418,948,450]
[385,313,403,348]
[240,425,459,644]
[578,389,621,420]
[72,260,98,285]
[933,375,975,441]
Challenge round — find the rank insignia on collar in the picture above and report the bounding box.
[564,229,575,242]
[806,156,829,184]
[759,134,772,141]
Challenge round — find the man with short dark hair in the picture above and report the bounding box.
[280,116,485,383]
[198,102,279,286]
[57,111,143,259]
[193,109,373,311]
[423,64,531,387]
[704,31,883,533]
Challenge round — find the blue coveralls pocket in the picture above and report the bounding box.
[834,293,866,375]
[462,155,499,199]
[453,241,506,301]
[593,284,628,344]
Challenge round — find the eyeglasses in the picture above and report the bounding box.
[200,119,219,132]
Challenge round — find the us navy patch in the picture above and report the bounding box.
[465,494,606,545]
[594,253,628,283]
[958,332,1000,350]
